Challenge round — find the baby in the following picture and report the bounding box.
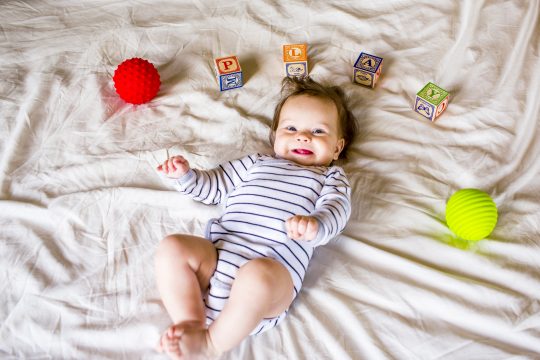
[155,76,357,359]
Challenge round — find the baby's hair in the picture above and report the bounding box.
[270,76,357,160]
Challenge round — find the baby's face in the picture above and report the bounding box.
[273,95,344,167]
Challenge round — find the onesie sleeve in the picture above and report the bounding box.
[174,153,259,205]
[309,166,351,247]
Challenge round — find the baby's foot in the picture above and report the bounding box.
[156,320,206,359]
[177,327,221,360]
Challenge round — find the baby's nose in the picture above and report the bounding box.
[296,131,311,142]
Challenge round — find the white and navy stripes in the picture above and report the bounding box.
[174,153,351,334]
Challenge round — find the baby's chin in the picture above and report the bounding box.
[279,153,330,167]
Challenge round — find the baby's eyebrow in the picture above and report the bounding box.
[279,120,296,127]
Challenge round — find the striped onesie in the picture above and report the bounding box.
[174,153,351,334]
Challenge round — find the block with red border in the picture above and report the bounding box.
[214,55,243,91]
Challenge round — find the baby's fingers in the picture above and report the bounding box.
[172,157,186,166]
[157,160,174,173]
[296,217,309,236]
[285,216,300,239]
[286,215,318,240]
[166,159,177,173]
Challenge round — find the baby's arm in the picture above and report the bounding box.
[157,155,190,179]
[159,153,259,205]
[287,168,351,246]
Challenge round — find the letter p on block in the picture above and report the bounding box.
[214,55,243,91]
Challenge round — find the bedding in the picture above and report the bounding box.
[1,0,539,359]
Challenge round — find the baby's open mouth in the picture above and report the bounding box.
[293,149,313,155]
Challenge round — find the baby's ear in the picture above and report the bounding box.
[333,138,345,160]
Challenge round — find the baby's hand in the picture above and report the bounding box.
[157,155,190,179]
[286,215,318,241]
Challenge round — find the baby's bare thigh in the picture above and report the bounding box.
[166,234,217,292]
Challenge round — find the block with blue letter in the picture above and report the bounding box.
[414,82,449,121]
[214,55,243,91]
[283,44,308,77]
[353,52,383,88]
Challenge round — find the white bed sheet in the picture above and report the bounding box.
[1,0,539,359]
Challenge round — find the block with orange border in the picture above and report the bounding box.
[283,44,308,77]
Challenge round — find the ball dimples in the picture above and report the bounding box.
[113,58,160,104]
[445,189,498,241]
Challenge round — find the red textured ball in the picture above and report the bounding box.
[113,58,161,104]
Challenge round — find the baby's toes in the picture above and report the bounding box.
[156,331,169,353]
[166,340,180,353]
[164,337,182,357]
[170,324,186,338]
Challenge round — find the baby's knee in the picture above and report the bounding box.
[238,258,292,297]
[155,234,190,262]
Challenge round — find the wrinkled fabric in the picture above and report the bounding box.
[0,0,539,359]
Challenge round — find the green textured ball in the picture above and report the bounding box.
[445,189,498,241]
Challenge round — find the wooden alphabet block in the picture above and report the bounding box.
[283,44,308,77]
[353,52,383,88]
[414,82,449,121]
[214,55,243,91]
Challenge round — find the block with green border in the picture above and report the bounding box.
[414,82,449,121]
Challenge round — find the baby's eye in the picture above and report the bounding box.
[286,126,297,131]
[312,128,325,134]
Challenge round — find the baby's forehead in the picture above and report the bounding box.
[282,94,338,114]
[286,93,334,106]
[280,95,339,122]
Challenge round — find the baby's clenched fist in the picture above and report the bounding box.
[157,155,190,179]
[285,215,318,241]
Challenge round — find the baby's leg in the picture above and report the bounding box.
[154,234,217,357]
[205,258,294,355]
